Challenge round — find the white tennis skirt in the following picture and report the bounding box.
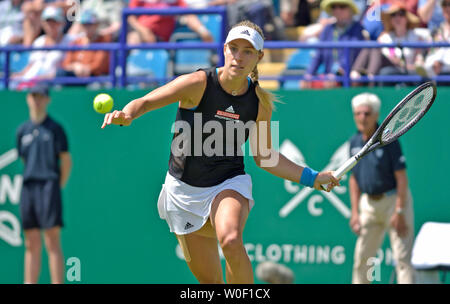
[157,172,255,235]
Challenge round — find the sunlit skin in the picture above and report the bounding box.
[353,105,379,141]
[220,39,263,95]
[98,25,342,284]
[26,93,50,123]
[443,1,450,20]
[390,10,408,36]
[82,23,98,40]
[331,4,353,26]
[41,19,64,42]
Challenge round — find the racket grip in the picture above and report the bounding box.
[333,156,358,179]
[320,156,358,190]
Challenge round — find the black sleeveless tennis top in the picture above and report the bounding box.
[168,67,260,187]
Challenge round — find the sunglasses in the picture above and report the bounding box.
[331,4,349,10]
[30,92,49,98]
[390,10,406,17]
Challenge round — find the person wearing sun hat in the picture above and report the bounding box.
[321,0,360,16]
[376,2,426,85]
[302,0,366,88]
[381,2,421,32]
[351,1,423,83]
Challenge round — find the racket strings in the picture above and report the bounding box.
[382,86,434,143]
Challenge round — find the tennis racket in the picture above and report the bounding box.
[322,81,437,190]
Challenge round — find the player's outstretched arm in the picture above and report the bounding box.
[250,103,340,192]
[101,71,206,128]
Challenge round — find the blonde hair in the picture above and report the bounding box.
[230,20,279,111]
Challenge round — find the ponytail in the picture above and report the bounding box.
[231,20,279,111]
[250,65,279,111]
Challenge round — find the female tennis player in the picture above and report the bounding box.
[102,20,340,284]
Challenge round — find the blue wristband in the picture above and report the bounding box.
[300,167,319,188]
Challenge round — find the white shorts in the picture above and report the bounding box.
[157,172,254,235]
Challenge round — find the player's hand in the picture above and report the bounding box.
[390,213,408,238]
[101,110,133,128]
[350,213,361,235]
[314,171,340,192]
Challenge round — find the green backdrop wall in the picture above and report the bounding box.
[1,87,449,283]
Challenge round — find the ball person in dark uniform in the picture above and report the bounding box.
[16,85,72,283]
[348,93,415,284]
[102,20,340,284]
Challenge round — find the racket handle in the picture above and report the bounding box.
[320,156,358,190]
[333,156,358,179]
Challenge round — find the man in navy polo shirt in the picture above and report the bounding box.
[16,84,72,284]
[348,93,415,284]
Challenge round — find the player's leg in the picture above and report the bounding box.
[176,221,224,283]
[352,195,387,284]
[23,228,42,284]
[388,191,415,284]
[210,189,253,284]
[43,226,64,284]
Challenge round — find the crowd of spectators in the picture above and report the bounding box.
[0,0,449,90]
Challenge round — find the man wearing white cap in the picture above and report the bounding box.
[101,20,340,283]
[21,0,69,46]
[11,6,73,90]
[348,92,415,284]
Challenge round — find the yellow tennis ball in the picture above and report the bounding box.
[93,93,114,114]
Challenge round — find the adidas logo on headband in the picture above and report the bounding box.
[240,30,250,36]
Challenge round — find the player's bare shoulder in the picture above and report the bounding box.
[177,70,207,109]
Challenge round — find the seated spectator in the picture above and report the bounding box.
[21,0,71,46]
[68,0,125,41]
[226,0,286,41]
[183,0,227,8]
[378,3,425,83]
[361,0,419,41]
[280,0,314,27]
[352,3,425,85]
[11,6,73,89]
[418,0,444,31]
[59,10,111,79]
[0,0,25,46]
[300,0,366,41]
[127,0,213,44]
[301,0,366,89]
[423,0,450,77]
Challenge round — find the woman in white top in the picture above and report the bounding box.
[351,2,425,85]
[11,6,72,90]
[378,3,425,78]
[424,0,450,77]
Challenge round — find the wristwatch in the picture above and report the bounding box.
[395,207,404,215]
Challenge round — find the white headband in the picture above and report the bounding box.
[225,26,264,51]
